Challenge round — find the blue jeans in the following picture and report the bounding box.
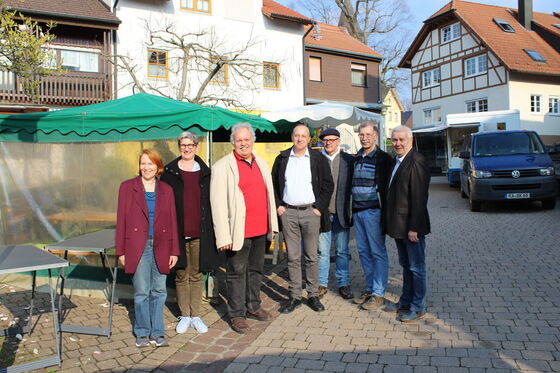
[395,236,427,312]
[353,208,387,297]
[132,239,167,338]
[318,214,350,287]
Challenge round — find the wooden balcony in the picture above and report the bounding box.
[0,70,111,107]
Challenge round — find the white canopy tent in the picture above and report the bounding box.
[262,102,385,152]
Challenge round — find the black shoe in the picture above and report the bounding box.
[338,286,353,300]
[279,298,302,314]
[307,296,325,312]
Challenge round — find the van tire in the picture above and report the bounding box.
[469,196,481,212]
[542,198,556,210]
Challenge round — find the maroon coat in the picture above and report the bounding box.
[115,176,180,274]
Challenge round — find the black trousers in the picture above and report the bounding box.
[225,234,266,319]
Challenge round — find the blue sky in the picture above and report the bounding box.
[276,1,558,33]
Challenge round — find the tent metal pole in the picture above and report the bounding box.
[207,131,213,165]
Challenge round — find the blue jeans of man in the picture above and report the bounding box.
[132,239,167,338]
[318,214,350,288]
[353,208,387,297]
[395,236,427,312]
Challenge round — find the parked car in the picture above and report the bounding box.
[459,130,557,211]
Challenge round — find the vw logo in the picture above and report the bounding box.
[511,170,521,178]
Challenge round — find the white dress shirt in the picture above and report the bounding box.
[283,148,315,206]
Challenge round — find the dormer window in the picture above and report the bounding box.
[493,18,515,33]
[441,22,460,43]
[524,49,546,63]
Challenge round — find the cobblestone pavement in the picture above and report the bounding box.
[1,176,559,372]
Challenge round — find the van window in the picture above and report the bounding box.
[473,132,545,156]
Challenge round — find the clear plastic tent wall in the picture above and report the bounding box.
[0,139,197,246]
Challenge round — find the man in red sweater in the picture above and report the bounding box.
[210,123,278,334]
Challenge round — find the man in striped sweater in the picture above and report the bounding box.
[351,122,393,310]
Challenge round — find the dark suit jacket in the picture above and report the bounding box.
[385,149,431,240]
[333,151,355,229]
[115,176,180,274]
[271,147,334,232]
[160,155,222,272]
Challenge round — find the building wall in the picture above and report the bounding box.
[382,90,402,139]
[304,49,380,105]
[115,0,305,111]
[509,73,560,144]
[410,19,507,106]
[412,84,509,127]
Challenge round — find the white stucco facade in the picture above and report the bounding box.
[508,78,560,138]
[114,0,305,112]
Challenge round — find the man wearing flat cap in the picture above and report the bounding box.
[317,128,355,300]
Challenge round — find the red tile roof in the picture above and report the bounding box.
[400,0,560,76]
[4,0,120,25]
[305,22,382,59]
[532,11,560,38]
[262,0,313,24]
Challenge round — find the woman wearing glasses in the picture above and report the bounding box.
[160,132,218,334]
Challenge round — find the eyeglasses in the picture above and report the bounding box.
[358,133,375,138]
[179,143,197,149]
[323,138,339,143]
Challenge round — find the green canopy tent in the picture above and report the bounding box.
[0,92,276,142]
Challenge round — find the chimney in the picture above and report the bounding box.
[518,0,532,30]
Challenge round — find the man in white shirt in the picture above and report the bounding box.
[271,125,334,314]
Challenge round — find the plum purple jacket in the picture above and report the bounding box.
[115,176,180,274]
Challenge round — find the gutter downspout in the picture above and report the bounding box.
[302,22,316,106]
[112,0,120,99]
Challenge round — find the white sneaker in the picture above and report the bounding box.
[175,316,191,334]
[191,317,208,334]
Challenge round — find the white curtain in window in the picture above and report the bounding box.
[309,57,321,81]
[79,52,99,73]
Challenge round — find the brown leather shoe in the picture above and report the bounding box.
[247,308,271,321]
[230,317,251,334]
[318,286,328,298]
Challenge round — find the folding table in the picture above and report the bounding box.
[0,245,68,373]
[45,229,117,337]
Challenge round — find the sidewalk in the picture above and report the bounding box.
[1,177,560,372]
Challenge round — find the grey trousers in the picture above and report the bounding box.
[280,207,321,299]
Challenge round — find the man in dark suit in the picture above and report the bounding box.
[317,128,355,300]
[271,124,334,314]
[384,125,431,322]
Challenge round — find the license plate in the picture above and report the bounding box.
[505,193,530,199]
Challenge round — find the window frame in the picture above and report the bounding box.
[147,49,168,79]
[423,107,442,124]
[351,62,367,87]
[308,56,322,82]
[548,96,559,115]
[209,56,228,84]
[422,67,441,88]
[523,49,546,63]
[464,54,488,78]
[441,22,461,43]
[530,94,542,114]
[493,18,515,33]
[54,46,101,73]
[180,0,211,14]
[466,98,488,113]
[263,62,280,89]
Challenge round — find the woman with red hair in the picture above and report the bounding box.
[115,149,179,348]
